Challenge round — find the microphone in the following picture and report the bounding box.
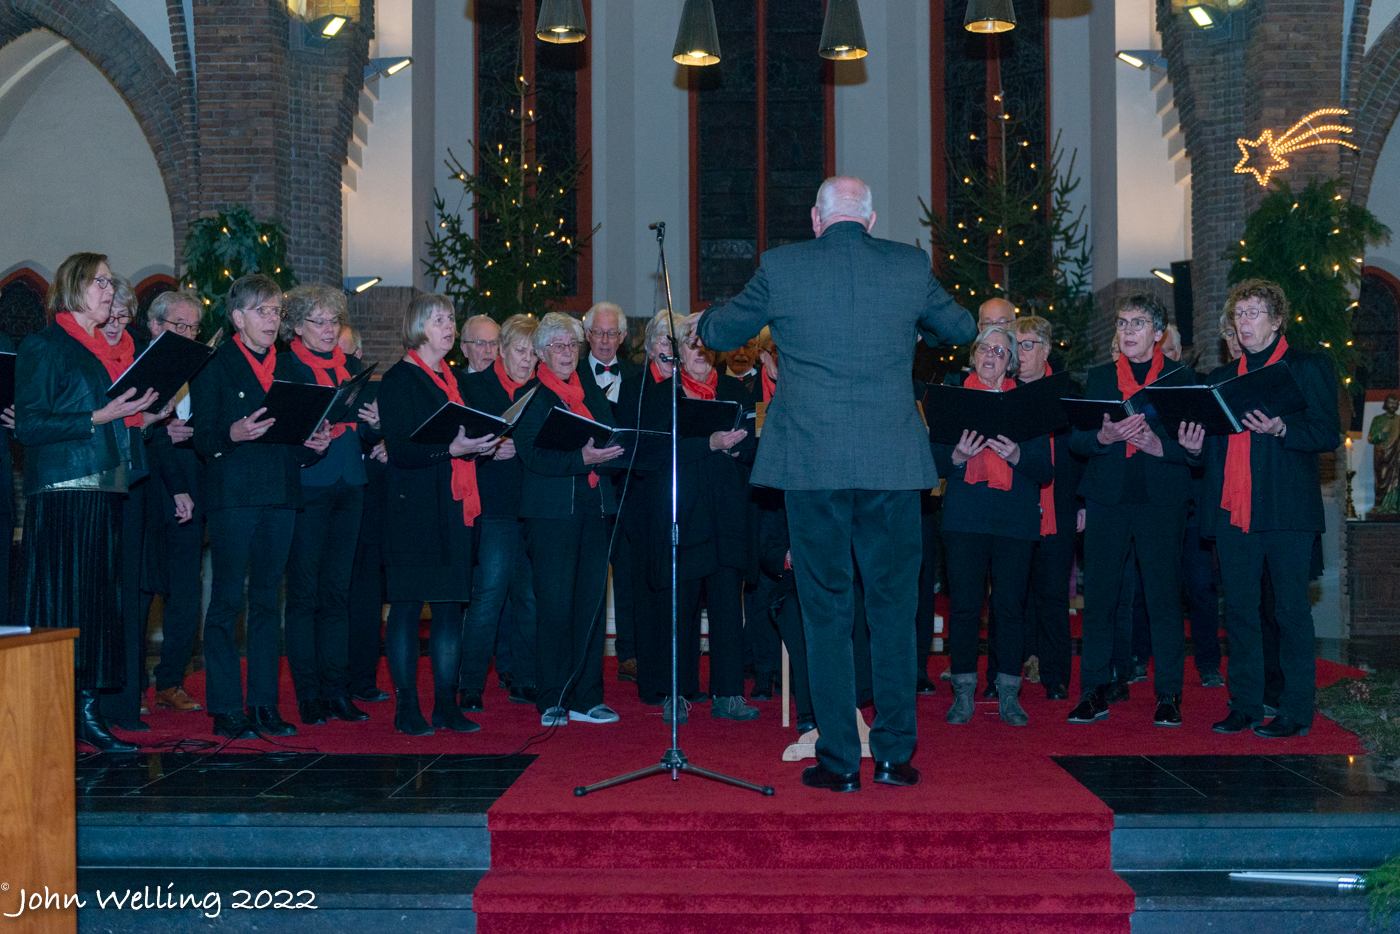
[648,221,665,231]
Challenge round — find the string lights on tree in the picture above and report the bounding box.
[1235,108,1357,187]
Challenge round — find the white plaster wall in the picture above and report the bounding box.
[1049,0,1092,259]
[433,1,474,293]
[109,0,176,73]
[1363,127,1400,281]
[832,0,932,249]
[0,38,173,280]
[1367,0,1400,52]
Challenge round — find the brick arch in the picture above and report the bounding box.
[1349,13,1400,207]
[0,0,197,262]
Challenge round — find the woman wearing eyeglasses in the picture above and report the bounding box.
[17,253,162,752]
[377,293,499,735]
[512,312,625,727]
[931,325,1052,726]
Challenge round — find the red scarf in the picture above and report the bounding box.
[1039,364,1057,537]
[681,366,718,400]
[960,373,1014,491]
[233,334,277,393]
[536,365,600,488]
[493,355,530,401]
[761,366,777,403]
[58,312,142,428]
[408,350,481,526]
[649,361,669,384]
[1221,335,1289,533]
[1115,346,1165,457]
[291,337,353,439]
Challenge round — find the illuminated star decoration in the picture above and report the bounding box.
[1235,108,1357,187]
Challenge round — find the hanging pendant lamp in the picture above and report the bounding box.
[536,0,587,43]
[819,0,868,60]
[964,0,1017,33]
[673,0,721,66]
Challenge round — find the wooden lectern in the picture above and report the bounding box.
[0,629,78,934]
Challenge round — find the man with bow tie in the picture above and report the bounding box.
[584,302,639,405]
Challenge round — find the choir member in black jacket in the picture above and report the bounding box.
[18,252,161,752]
[931,325,1053,726]
[276,285,381,726]
[513,312,625,727]
[192,274,332,739]
[377,294,499,735]
[1014,316,1086,700]
[1066,294,1204,729]
[457,313,540,709]
[1203,280,1340,738]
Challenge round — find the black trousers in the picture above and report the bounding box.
[284,480,363,702]
[915,506,941,677]
[458,516,530,693]
[1261,563,1284,706]
[1081,500,1186,696]
[204,506,295,714]
[609,514,637,662]
[786,489,920,775]
[151,515,205,692]
[526,514,609,715]
[385,601,464,699]
[635,576,699,702]
[1024,523,1076,690]
[944,531,1034,679]
[637,566,747,701]
[1183,520,1222,674]
[773,584,814,722]
[743,573,783,677]
[102,485,150,725]
[1217,525,1316,725]
[347,509,385,697]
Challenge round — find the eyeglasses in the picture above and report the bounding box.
[974,344,1008,358]
[242,304,283,321]
[109,312,133,324]
[1234,307,1270,321]
[463,339,500,350]
[588,329,623,341]
[1017,339,1044,352]
[1115,317,1152,332]
[91,276,114,291]
[545,341,582,353]
[304,317,341,329]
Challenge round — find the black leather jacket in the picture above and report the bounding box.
[16,324,127,495]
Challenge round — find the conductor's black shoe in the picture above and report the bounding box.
[297,699,328,725]
[916,674,938,695]
[1045,684,1069,701]
[1103,680,1130,705]
[1153,694,1183,727]
[1253,715,1311,738]
[873,761,921,786]
[211,712,257,739]
[328,697,370,722]
[801,763,861,793]
[796,715,817,734]
[350,686,390,703]
[982,681,999,699]
[1067,687,1110,724]
[458,692,485,713]
[1212,709,1260,734]
[508,684,538,705]
[247,705,298,736]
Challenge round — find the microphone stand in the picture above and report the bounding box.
[574,221,773,798]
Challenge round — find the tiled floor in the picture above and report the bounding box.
[1055,754,1400,814]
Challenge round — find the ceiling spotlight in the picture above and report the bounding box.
[819,0,868,60]
[1187,6,1215,27]
[364,57,412,80]
[1151,268,1175,284]
[343,276,382,293]
[965,0,1017,34]
[673,0,721,65]
[536,0,588,44]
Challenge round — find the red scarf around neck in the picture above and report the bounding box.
[58,312,142,428]
[492,355,530,401]
[960,373,1014,491]
[1115,345,1165,458]
[291,337,353,439]
[761,366,777,403]
[234,334,277,393]
[649,360,669,384]
[1039,363,1057,537]
[1221,335,1289,533]
[408,350,481,526]
[681,366,718,401]
[536,365,600,488]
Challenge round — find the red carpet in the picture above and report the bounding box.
[122,656,1366,931]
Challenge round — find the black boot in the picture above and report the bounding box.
[394,687,433,736]
[77,689,137,753]
[432,693,481,733]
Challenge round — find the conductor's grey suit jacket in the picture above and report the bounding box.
[699,221,977,491]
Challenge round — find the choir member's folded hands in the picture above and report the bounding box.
[1096,412,1147,446]
[984,434,1021,465]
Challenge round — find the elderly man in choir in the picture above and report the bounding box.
[584,301,637,405]
[724,335,762,396]
[460,314,501,373]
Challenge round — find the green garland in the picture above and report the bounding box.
[179,206,297,340]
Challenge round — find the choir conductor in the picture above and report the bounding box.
[700,176,976,791]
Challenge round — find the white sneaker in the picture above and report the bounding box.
[541,706,568,727]
[569,704,620,723]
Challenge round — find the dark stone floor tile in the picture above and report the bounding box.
[1147,754,1290,773]
[1178,772,1341,797]
[300,754,440,772]
[427,753,535,772]
[394,770,521,797]
[129,769,301,798]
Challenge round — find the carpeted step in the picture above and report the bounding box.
[473,867,1135,934]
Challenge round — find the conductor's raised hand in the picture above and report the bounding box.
[581,437,624,465]
[449,425,498,458]
[951,429,988,466]
[709,428,748,452]
[305,420,333,453]
[1097,412,1147,446]
[985,434,1021,465]
[94,387,158,426]
[230,407,274,443]
[1178,421,1205,456]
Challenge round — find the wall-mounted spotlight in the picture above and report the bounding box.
[536,0,588,44]
[1116,49,1167,70]
[1150,268,1175,284]
[819,0,868,60]
[1186,6,1215,27]
[673,0,721,66]
[965,0,1017,34]
[295,14,350,52]
[343,276,382,293]
[364,57,412,80]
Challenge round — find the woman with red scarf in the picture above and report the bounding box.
[1202,280,1339,739]
[17,253,161,752]
[513,312,625,727]
[275,285,382,727]
[931,325,1052,726]
[377,294,499,735]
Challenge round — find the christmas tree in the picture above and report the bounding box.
[179,206,296,340]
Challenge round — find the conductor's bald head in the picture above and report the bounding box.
[977,298,1017,329]
[812,177,876,237]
